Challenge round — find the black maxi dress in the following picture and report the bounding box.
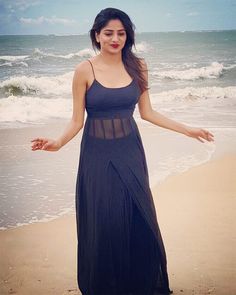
[75,60,173,295]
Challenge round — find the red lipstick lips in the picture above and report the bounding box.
[111,44,119,48]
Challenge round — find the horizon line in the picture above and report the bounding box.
[0,29,236,36]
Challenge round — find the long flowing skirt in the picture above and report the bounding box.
[75,116,172,295]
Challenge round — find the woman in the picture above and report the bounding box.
[31,7,214,295]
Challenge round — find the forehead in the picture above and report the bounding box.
[102,19,125,31]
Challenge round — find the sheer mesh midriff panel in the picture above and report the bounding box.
[88,117,133,139]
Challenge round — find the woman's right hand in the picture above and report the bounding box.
[31,137,61,152]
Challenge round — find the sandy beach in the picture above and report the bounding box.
[0,146,235,295]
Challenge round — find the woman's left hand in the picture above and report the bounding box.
[185,127,214,143]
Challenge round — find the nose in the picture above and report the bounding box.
[111,34,119,42]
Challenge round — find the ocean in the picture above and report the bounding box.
[0,31,236,229]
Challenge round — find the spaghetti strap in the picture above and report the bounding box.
[87,59,96,79]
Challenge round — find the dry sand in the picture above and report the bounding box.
[0,153,235,295]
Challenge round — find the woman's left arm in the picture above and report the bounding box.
[137,59,214,143]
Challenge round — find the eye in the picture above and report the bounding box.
[104,33,126,37]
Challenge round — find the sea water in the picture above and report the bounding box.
[0,31,235,229]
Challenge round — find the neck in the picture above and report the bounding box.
[98,51,123,65]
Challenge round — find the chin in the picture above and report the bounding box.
[106,49,122,54]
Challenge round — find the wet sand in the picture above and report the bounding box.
[0,152,235,294]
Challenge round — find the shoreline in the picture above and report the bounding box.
[0,120,219,231]
[0,146,215,232]
[0,153,235,294]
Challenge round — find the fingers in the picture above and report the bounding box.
[203,129,214,137]
[201,129,215,142]
[31,143,42,151]
[208,132,214,137]
[208,135,214,142]
[42,143,48,150]
[31,138,44,143]
[197,137,204,143]
[31,138,48,151]
[31,145,40,151]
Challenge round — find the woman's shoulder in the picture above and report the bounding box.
[74,59,92,74]
[73,59,94,83]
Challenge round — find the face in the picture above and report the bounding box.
[95,19,127,53]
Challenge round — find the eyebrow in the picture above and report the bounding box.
[103,29,126,32]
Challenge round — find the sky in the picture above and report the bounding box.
[0,0,236,35]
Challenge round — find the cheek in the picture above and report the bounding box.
[101,37,110,44]
[122,36,127,43]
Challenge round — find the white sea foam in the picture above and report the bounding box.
[152,62,231,80]
[0,44,151,65]
[0,95,71,123]
[0,48,95,68]
[1,85,235,125]
[0,62,13,67]
[0,61,29,68]
[149,143,216,188]
[0,71,73,97]
[32,47,95,59]
[0,55,29,62]
[0,208,75,231]
[133,41,153,53]
[3,68,235,103]
[150,85,236,104]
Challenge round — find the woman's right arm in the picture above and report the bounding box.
[31,62,88,151]
[55,62,87,149]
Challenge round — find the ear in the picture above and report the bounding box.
[95,32,100,43]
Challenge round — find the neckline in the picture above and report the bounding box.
[87,78,135,93]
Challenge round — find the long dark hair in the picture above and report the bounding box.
[89,7,149,94]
